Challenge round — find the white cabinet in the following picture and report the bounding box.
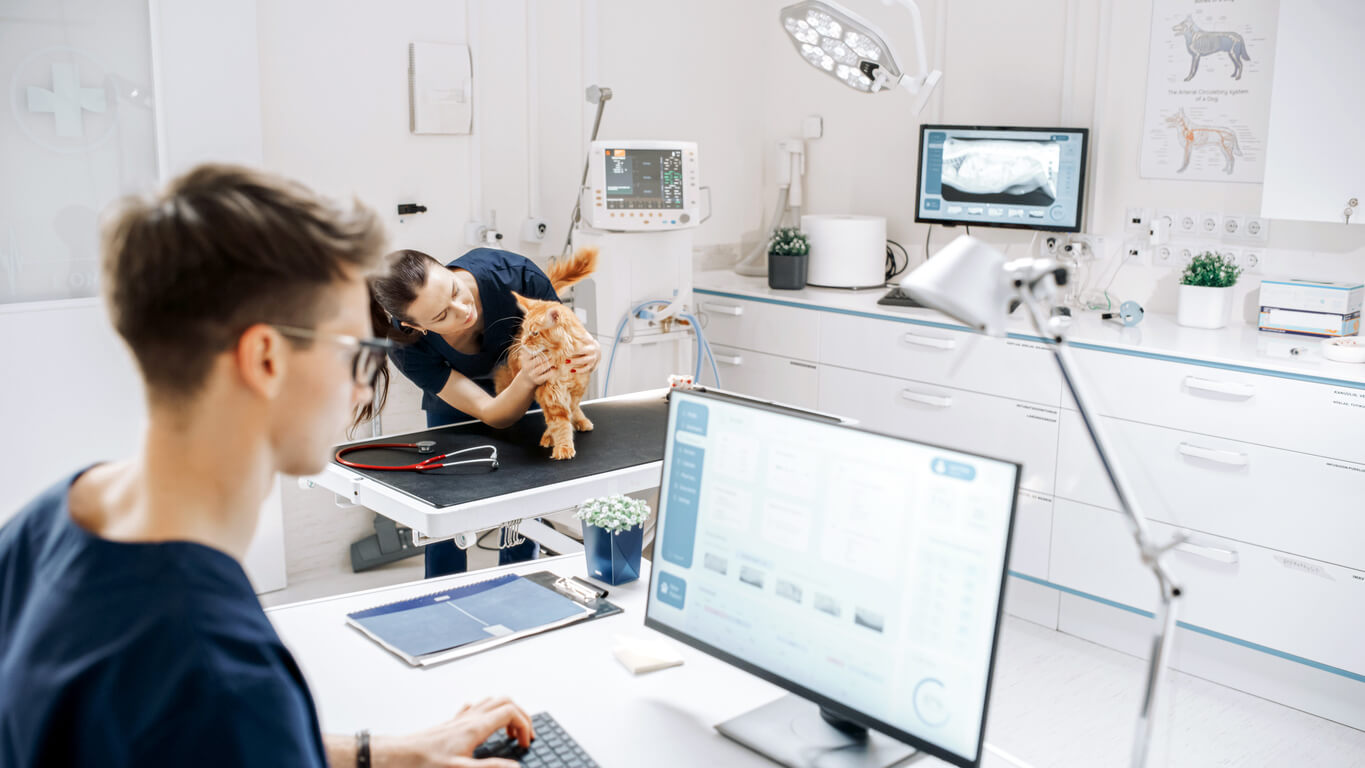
[819,365,1059,495]
[1069,347,1365,464]
[1056,410,1365,570]
[1051,498,1365,675]
[819,313,1062,406]
[699,296,819,362]
[1261,0,1365,224]
[710,344,819,410]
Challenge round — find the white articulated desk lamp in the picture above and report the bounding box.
[779,0,942,112]
[901,236,1185,768]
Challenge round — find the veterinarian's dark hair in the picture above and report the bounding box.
[353,249,446,432]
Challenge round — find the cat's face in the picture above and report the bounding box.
[512,292,581,353]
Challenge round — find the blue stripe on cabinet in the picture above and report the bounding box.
[1007,571,1365,684]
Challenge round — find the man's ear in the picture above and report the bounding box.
[234,324,287,400]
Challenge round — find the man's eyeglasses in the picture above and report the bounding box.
[272,325,395,388]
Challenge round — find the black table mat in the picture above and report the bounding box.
[335,397,669,508]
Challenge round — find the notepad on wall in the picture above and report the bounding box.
[346,573,594,666]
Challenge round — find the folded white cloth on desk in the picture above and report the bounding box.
[612,634,684,675]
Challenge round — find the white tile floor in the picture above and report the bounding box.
[984,616,1365,767]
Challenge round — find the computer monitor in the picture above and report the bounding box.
[914,124,1089,233]
[645,389,1021,768]
[580,140,703,232]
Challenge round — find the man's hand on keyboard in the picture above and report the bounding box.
[372,696,536,767]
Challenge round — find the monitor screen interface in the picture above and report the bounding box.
[603,148,685,210]
[915,125,1089,232]
[645,391,1020,765]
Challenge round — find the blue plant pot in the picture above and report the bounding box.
[581,522,643,586]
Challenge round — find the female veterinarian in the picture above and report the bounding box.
[363,247,600,577]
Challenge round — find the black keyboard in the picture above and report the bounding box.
[472,711,601,767]
[877,286,925,308]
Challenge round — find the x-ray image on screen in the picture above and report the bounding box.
[940,138,1060,206]
[915,125,1089,232]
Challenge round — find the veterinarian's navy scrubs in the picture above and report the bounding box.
[388,248,562,577]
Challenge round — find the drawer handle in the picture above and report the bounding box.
[714,353,743,366]
[1175,541,1240,565]
[788,361,817,370]
[901,332,957,350]
[1177,443,1249,467]
[1183,376,1255,399]
[701,302,744,317]
[900,389,953,408]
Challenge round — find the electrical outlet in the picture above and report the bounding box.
[521,217,549,242]
[1125,207,1150,234]
[1199,211,1221,236]
[1155,245,1176,266]
[1245,216,1269,241]
[1220,247,1242,269]
[1241,248,1264,273]
[1176,210,1199,235]
[1222,214,1244,238]
[1123,239,1149,265]
[465,220,488,246]
[1043,235,1061,256]
[1179,246,1194,264]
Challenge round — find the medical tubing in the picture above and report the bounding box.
[602,298,672,396]
[679,312,720,387]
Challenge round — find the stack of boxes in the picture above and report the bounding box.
[1257,279,1363,338]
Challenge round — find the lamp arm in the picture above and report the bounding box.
[1016,285,1183,768]
[884,0,932,86]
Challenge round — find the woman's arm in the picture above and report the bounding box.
[434,354,554,429]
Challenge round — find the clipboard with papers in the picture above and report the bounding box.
[346,570,622,667]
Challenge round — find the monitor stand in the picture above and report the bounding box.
[715,694,921,768]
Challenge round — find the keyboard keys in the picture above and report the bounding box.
[473,711,599,768]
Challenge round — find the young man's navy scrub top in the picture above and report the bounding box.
[0,471,327,767]
[387,248,562,578]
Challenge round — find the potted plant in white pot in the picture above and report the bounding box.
[1177,251,1242,329]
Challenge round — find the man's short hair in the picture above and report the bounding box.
[101,164,386,398]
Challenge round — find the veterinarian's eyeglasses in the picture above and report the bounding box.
[272,325,395,388]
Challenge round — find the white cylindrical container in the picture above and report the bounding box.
[1177,284,1234,329]
[801,214,886,289]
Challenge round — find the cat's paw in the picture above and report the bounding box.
[550,442,576,460]
[573,416,594,432]
[540,431,555,448]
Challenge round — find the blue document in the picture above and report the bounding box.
[347,573,592,665]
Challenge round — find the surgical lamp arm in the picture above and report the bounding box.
[883,0,932,91]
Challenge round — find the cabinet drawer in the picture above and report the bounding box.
[1010,490,1053,580]
[1069,347,1365,463]
[710,344,819,410]
[819,313,1061,405]
[1055,411,1365,569]
[1050,499,1365,675]
[817,366,1058,495]
[696,295,819,361]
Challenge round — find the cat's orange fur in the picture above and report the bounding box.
[493,247,598,460]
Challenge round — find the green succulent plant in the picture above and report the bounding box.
[768,227,809,257]
[1181,251,1242,288]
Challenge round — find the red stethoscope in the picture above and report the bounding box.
[335,440,499,472]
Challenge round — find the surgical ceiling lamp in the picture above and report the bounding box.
[779,0,942,112]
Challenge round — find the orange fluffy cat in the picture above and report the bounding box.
[494,247,598,460]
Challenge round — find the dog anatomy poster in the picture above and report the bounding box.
[1140,0,1279,182]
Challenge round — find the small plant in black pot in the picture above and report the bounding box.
[767,227,810,290]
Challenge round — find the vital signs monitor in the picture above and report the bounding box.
[646,389,1021,768]
[581,140,702,231]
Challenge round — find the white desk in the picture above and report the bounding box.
[268,555,1365,768]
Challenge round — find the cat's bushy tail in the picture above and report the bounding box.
[547,246,598,292]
